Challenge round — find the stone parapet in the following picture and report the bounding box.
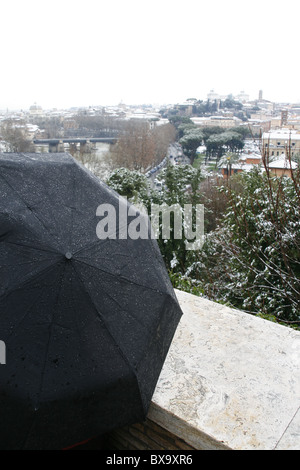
[106,289,300,450]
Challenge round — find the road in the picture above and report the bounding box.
[147,142,190,191]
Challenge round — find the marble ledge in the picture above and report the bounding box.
[149,289,300,450]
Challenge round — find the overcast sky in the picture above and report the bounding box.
[1,0,299,110]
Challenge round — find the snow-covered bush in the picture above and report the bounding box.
[196,167,300,323]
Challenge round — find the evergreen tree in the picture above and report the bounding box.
[192,167,300,323]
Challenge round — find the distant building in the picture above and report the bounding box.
[236,91,250,103]
[284,115,300,131]
[262,129,300,157]
[206,90,250,103]
[173,102,194,116]
[268,154,298,178]
[192,116,242,128]
[220,148,262,177]
[270,116,282,129]
[247,119,271,136]
[281,109,288,126]
[220,150,297,178]
[26,124,41,139]
[29,103,43,116]
[207,90,220,101]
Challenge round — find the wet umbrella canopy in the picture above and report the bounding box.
[0,153,182,450]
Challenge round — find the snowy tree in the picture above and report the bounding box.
[206,132,244,162]
[106,163,203,272]
[105,167,149,202]
[0,119,34,152]
[179,128,204,164]
[191,167,300,324]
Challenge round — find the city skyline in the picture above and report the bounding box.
[0,87,297,113]
[1,0,299,110]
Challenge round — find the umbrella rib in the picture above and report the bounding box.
[73,258,167,296]
[0,259,53,268]
[0,172,64,251]
[3,240,61,256]
[2,283,49,344]
[21,414,40,450]
[71,262,140,378]
[72,259,165,332]
[73,221,130,256]
[0,259,61,302]
[73,233,111,257]
[97,284,148,332]
[35,263,67,410]
[67,164,76,251]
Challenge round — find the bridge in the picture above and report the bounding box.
[33,137,117,153]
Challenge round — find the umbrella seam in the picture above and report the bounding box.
[71,259,177,351]
[73,221,131,256]
[74,258,181,359]
[3,240,62,256]
[34,262,67,410]
[71,262,172,419]
[21,414,40,450]
[85,278,151,338]
[2,285,49,344]
[0,171,64,252]
[20,263,67,448]
[136,293,183,415]
[0,259,54,268]
[69,168,75,252]
[0,260,62,302]
[70,261,142,391]
[73,257,168,296]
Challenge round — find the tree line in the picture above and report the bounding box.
[169,116,249,165]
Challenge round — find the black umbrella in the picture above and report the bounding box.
[0,153,182,450]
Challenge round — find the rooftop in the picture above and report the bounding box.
[268,155,298,170]
[263,130,300,140]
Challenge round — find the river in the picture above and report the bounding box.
[34,142,112,180]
